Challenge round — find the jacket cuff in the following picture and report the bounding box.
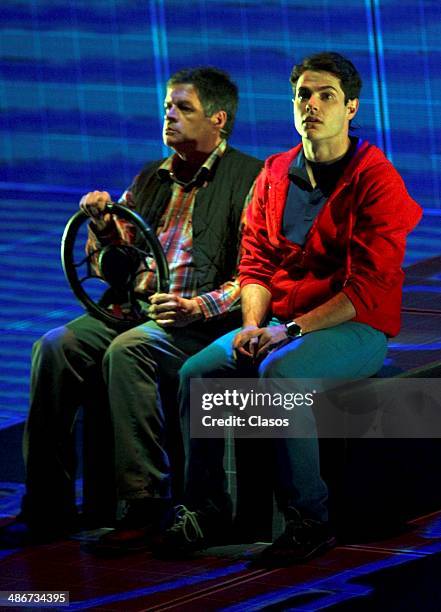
[239,277,272,292]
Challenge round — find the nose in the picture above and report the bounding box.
[305,95,319,112]
[165,105,178,121]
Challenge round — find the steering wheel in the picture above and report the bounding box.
[61,203,170,327]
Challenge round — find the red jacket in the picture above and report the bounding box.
[239,140,422,337]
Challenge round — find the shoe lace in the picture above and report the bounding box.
[170,505,204,543]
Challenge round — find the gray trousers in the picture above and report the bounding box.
[23,313,230,523]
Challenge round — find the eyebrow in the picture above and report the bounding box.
[164,99,194,106]
[298,85,339,92]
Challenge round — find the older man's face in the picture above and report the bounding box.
[163,84,221,155]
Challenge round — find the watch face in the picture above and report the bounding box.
[286,322,302,337]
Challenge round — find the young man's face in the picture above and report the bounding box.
[162,83,223,155]
[293,70,359,146]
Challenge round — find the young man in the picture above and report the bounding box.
[161,52,422,564]
[19,67,262,551]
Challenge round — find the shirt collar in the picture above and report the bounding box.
[288,149,311,188]
[157,139,227,187]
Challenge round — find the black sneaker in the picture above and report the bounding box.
[256,510,336,566]
[157,505,207,557]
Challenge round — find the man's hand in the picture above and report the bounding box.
[233,324,290,359]
[80,190,113,232]
[233,325,261,359]
[148,293,203,327]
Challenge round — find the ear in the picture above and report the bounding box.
[346,98,359,121]
[210,110,228,132]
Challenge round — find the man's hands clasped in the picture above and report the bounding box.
[233,324,290,360]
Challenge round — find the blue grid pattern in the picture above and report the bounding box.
[1,0,440,209]
[1,1,441,428]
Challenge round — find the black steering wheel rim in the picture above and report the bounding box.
[61,203,170,327]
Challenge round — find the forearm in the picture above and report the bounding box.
[241,283,272,327]
[295,292,356,334]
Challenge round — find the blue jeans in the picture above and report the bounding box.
[179,320,388,523]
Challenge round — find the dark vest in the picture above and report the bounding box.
[131,146,263,294]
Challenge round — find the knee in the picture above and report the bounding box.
[102,332,133,368]
[32,326,74,364]
[102,328,153,372]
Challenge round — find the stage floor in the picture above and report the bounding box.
[1,488,441,611]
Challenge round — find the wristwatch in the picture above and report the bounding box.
[285,320,303,338]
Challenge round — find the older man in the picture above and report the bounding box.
[20,67,262,552]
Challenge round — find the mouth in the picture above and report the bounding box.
[303,117,322,125]
[164,127,179,135]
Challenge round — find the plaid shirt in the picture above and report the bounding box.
[87,140,254,319]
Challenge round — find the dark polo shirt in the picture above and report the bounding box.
[283,137,358,245]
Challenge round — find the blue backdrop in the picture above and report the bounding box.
[1,0,440,210]
[1,1,441,446]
